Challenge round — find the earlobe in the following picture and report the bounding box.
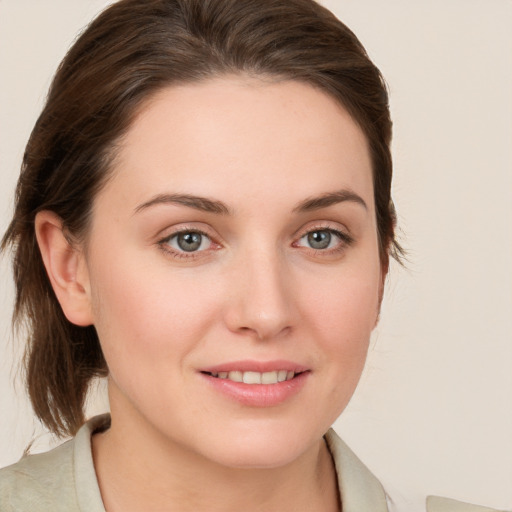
[35,211,93,327]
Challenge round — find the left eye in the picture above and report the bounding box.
[297,229,342,250]
[166,231,212,252]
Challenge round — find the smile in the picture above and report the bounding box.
[202,369,309,407]
[206,370,296,384]
[200,361,310,406]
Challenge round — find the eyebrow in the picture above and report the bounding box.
[134,193,231,215]
[134,189,367,216]
[293,189,368,213]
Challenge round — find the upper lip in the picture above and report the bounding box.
[200,360,310,374]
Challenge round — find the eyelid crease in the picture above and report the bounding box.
[296,227,354,246]
[158,226,215,247]
[157,227,221,260]
[293,220,354,242]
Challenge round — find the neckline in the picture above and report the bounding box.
[72,414,387,512]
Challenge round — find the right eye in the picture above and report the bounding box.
[299,229,338,250]
[163,230,212,253]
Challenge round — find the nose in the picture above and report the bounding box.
[223,247,297,341]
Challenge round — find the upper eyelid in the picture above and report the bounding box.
[158,223,217,241]
[157,228,217,259]
[163,226,210,237]
[294,223,355,250]
[162,229,211,244]
[297,228,352,244]
[293,220,351,238]
[156,227,217,256]
[156,221,352,245]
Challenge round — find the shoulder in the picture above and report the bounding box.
[0,414,109,512]
[427,496,507,512]
[325,428,389,511]
[325,430,507,512]
[0,438,78,512]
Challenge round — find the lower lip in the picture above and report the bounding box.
[201,372,309,407]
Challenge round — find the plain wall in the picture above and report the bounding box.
[1,1,511,511]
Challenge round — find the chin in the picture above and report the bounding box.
[194,420,324,470]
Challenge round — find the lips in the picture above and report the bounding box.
[199,360,310,407]
[201,360,308,374]
[205,370,297,384]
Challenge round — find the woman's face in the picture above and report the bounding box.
[81,77,383,468]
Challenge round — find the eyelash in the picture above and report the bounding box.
[157,225,354,260]
[157,227,217,260]
[293,225,354,255]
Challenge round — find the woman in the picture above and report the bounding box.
[0,1,505,511]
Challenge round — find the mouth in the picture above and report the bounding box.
[202,370,300,385]
[199,361,310,406]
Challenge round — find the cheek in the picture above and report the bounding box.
[87,253,222,377]
[303,267,381,398]
[306,266,380,340]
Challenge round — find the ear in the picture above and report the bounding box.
[35,211,93,326]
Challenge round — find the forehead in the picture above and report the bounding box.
[102,76,374,213]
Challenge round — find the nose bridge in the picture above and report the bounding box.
[226,240,295,340]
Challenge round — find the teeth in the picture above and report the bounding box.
[277,370,288,382]
[228,371,243,382]
[210,370,297,384]
[243,371,261,384]
[261,371,278,384]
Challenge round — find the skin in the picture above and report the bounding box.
[36,76,384,511]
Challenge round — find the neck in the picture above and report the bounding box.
[92,409,339,512]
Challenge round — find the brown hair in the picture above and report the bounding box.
[1,0,401,437]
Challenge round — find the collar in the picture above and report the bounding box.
[325,428,389,512]
[73,416,389,511]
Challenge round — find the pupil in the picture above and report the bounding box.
[308,230,331,249]
[177,232,202,252]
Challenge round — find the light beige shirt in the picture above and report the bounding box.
[0,414,504,511]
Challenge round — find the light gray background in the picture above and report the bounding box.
[1,1,511,511]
